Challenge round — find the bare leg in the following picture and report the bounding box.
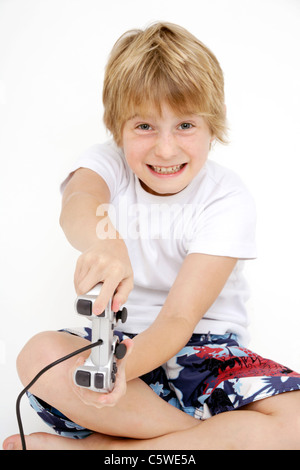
[4,390,300,450]
[95,390,300,450]
[4,331,300,450]
[13,331,198,438]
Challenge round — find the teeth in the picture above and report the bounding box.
[150,164,184,174]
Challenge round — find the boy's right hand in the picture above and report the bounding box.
[74,238,134,314]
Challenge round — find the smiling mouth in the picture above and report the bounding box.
[147,163,186,175]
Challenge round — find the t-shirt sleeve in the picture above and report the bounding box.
[60,141,129,200]
[184,185,257,260]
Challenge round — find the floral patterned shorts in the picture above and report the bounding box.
[27,327,300,439]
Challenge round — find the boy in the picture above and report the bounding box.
[4,22,300,450]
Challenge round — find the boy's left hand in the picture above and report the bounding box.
[70,338,134,408]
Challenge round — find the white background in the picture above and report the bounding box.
[1,0,299,446]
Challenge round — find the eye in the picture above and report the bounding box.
[178,122,194,130]
[137,123,152,131]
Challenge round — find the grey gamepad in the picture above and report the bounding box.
[74,283,127,393]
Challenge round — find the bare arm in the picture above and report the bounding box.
[125,253,237,381]
[60,168,113,251]
[59,168,134,313]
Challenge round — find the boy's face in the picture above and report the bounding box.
[121,103,213,196]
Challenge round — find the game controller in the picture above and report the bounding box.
[74,283,128,393]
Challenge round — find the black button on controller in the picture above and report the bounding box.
[94,373,104,389]
[75,370,91,387]
[76,299,92,316]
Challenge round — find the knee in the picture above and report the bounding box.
[16,331,64,387]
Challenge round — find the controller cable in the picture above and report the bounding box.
[16,339,103,451]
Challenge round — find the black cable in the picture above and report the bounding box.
[16,339,103,451]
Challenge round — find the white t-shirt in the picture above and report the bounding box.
[61,140,257,345]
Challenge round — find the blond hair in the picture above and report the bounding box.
[103,22,227,146]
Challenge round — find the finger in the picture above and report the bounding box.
[94,339,134,407]
[73,383,110,408]
[119,337,134,357]
[74,257,91,294]
[92,276,121,314]
[111,278,134,312]
[76,265,103,298]
[70,339,134,408]
[70,357,109,408]
[115,338,134,369]
[74,258,83,293]
[112,338,134,390]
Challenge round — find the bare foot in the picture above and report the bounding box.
[2,432,118,450]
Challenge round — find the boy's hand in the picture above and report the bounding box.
[74,238,134,313]
[70,338,134,408]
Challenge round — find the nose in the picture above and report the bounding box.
[154,132,178,161]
